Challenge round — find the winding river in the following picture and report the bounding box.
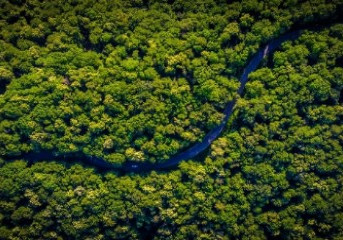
[9,27,317,172]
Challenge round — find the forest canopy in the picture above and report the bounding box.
[0,0,342,165]
[0,0,343,239]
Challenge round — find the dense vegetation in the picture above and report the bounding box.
[0,0,343,239]
[0,0,341,164]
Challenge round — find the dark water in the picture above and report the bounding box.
[2,30,305,172]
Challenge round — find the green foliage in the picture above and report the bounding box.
[1,0,341,164]
[0,0,343,239]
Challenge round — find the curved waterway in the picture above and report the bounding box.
[4,28,312,172]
